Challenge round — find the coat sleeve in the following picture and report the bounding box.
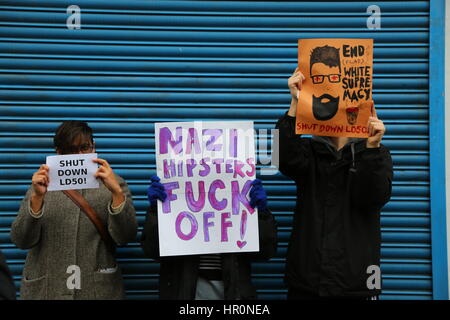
[275,112,310,181]
[351,144,393,211]
[141,204,161,260]
[243,208,278,262]
[10,187,43,250]
[107,175,138,245]
[0,250,16,300]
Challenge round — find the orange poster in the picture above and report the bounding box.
[296,39,374,137]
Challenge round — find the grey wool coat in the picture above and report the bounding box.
[11,174,137,300]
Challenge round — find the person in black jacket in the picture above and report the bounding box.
[142,177,277,300]
[276,69,393,299]
[0,250,16,300]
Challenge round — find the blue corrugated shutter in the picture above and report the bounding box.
[0,1,432,299]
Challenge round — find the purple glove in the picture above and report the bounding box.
[147,176,167,206]
[249,179,268,211]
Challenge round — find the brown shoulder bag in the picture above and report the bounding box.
[62,189,115,253]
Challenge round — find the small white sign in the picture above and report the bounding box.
[46,153,99,191]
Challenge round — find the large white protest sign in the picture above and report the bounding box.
[155,121,259,256]
[46,153,99,191]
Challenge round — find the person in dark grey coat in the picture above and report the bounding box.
[0,250,16,300]
[277,69,393,299]
[11,121,137,300]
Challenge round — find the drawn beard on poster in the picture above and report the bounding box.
[310,45,342,121]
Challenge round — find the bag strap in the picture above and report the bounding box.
[62,189,115,253]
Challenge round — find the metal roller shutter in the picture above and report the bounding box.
[0,0,435,299]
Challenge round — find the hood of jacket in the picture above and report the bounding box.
[311,135,366,153]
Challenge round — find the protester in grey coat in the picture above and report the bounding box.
[11,121,137,300]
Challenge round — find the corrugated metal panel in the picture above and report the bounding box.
[428,0,448,300]
[0,1,431,300]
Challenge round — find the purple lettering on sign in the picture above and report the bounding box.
[221,212,233,242]
[231,180,254,215]
[203,129,223,152]
[177,160,183,177]
[212,158,224,174]
[233,160,245,179]
[208,179,227,210]
[246,158,256,177]
[225,159,233,174]
[203,211,215,242]
[163,159,176,179]
[175,211,198,241]
[199,158,211,177]
[159,127,182,155]
[162,181,180,214]
[186,128,201,155]
[185,181,206,212]
[229,129,238,158]
[186,159,197,177]
[240,210,248,240]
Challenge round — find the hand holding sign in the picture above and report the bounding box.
[32,164,50,197]
[288,68,306,99]
[366,103,385,148]
[288,68,306,117]
[147,176,167,206]
[93,158,124,206]
[249,179,268,211]
[30,164,50,214]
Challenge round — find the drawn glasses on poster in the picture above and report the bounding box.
[311,74,341,84]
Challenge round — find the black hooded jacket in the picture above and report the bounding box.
[141,205,277,300]
[276,113,393,297]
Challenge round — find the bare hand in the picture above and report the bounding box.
[288,68,306,116]
[93,158,120,193]
[32,165,49,197]
[367,103,385,148]
[93,158,125,207]
[288,67,306,100]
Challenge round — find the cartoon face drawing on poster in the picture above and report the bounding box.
[296,38,374,138]
[310,45,341,121]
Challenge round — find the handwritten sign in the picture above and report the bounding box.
[155,121,259,257]
[296,38,374,137]
[46,153,99,191]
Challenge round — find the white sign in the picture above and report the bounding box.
[46,153,99,191]
[155,121,259,256]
